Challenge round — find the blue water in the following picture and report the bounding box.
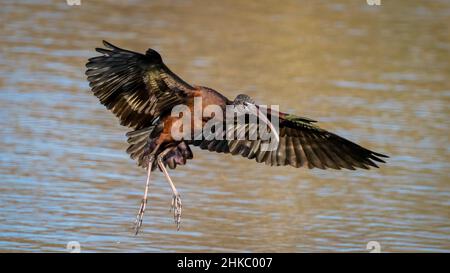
[0,0,449,252]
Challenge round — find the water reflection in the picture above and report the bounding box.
[0,0,449,252]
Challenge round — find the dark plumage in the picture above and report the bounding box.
[85,41,388,234]
[86,40,193,130]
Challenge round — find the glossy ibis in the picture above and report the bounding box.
[85,41,388,234]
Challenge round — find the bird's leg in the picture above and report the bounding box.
[133,156,154,235]
[133,142,162,235]
[157,151,182,230]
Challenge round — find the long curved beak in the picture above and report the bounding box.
[244,102,280,144]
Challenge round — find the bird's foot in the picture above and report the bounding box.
[133,198,147,235]
[170,194,182,230]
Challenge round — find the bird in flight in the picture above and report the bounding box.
[86,41,388,235]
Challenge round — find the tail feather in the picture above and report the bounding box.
[126,126,156,166]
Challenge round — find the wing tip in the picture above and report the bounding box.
[94,47,110,55]
[102,40,119,50]
[374,152,389,158]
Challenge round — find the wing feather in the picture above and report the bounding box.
[86,40,194,129]
[190,106,388,170]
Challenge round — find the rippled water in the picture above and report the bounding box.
[0,0,449,252]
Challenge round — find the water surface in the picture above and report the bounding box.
[0,0,449,252]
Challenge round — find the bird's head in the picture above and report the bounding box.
[233,94,255,106]
[232,94,280,144]
[233,94,258,118]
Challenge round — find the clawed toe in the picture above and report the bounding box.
[133,198,146,235]
[171,194,182,230]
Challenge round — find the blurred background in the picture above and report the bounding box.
[0,0,449,252]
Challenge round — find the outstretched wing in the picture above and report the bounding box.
[85,40,194,129]
[191,110,388,170]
